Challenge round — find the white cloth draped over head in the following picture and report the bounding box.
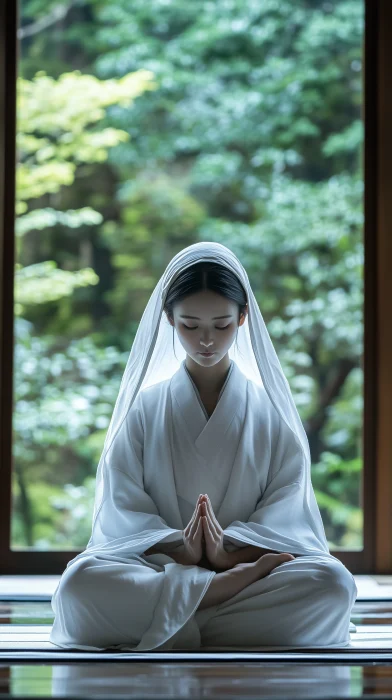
[68,241,330,569]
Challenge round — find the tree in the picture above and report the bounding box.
[12,0,364,548]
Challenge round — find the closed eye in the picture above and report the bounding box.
[183,324,231,331]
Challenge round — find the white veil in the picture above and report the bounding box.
[86,241,329,554]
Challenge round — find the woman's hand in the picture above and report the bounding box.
[180,495,204,565]
[200,494,231,570]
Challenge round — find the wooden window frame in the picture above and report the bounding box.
[0,0,391,575]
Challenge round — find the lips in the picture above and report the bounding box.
[199,352,215,356]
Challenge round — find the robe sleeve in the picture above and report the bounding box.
[52,395,216,653]
[83,396,184,556]
[223,409,330,557]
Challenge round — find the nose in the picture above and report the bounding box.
[200,336,214,349]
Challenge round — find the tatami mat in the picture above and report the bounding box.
[0,623,391,654]
[0,575,390,661]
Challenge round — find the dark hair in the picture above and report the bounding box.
[163,262,247,360]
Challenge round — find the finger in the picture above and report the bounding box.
[191,496,204,523]
[204,504,218,538]
[204,495,215,520]
[204,498,219,536]
[193,517,203,540]
[207,495,223,535]
[206,495,218,522]
[185,500,202,535]
[188,496,209,536]
[189,504,202,537]
[202,514,215,541]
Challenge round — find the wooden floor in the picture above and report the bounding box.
[0,575,391,698]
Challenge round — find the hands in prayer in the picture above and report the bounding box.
[179,494,230,570]
[148,494,294,572]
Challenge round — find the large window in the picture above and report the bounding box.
[2,0,391,574]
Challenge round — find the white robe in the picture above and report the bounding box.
[49,359,357,651]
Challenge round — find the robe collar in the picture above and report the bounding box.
[184,358,234,421]
[170,358,247,462]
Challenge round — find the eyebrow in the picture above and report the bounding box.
[179,315,233,320]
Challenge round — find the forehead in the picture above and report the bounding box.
[175,292,234,312]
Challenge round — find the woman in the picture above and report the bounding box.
[49,241,357,652]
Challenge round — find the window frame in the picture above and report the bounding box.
[0,0,390,575]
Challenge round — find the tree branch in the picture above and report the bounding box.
[17,1,77,40]
[305,358,357,436]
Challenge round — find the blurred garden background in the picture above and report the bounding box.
[12,0,364,550]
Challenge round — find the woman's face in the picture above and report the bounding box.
[167,290,247,367]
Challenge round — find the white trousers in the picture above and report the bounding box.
[50,553,357,651]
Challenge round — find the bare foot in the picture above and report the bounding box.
[197,553,295,611]
[232,552,295,587]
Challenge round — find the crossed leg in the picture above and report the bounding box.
[193,555,357,649]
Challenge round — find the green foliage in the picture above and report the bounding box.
[16,68,157,213]
[13,0,365,549]
[12,317,128,546]
[15,206,103,239]
[14,261,99,315]
[312,452,363,549]
[14,66,158,322]
[100,172,206,324]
